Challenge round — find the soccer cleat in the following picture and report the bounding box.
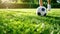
[47,4,51,11]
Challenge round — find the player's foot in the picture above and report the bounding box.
[47,4,51,11]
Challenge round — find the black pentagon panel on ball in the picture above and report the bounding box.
[44,13,46,16]
[41,8,45,11]
[37,12,41,16]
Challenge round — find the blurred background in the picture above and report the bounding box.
[0,0,60,9]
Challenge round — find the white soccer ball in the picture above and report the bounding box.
[36,6,47,16]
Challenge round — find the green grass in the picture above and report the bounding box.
[0,9,60,34]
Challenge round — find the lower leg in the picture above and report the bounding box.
[47,0,51,4]
[39,0,43,6]
[47,0,51,11]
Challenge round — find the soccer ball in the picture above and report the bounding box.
[36,6,47,16]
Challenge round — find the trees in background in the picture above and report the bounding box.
[0,0,60,8]
[51,0,57,3]
[21,0,60,8]
[21,0,38,4]
[0,0,1,4]
[11,0,17,3]
[21,0,57,4]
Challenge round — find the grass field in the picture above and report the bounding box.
[0,9,60,34]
